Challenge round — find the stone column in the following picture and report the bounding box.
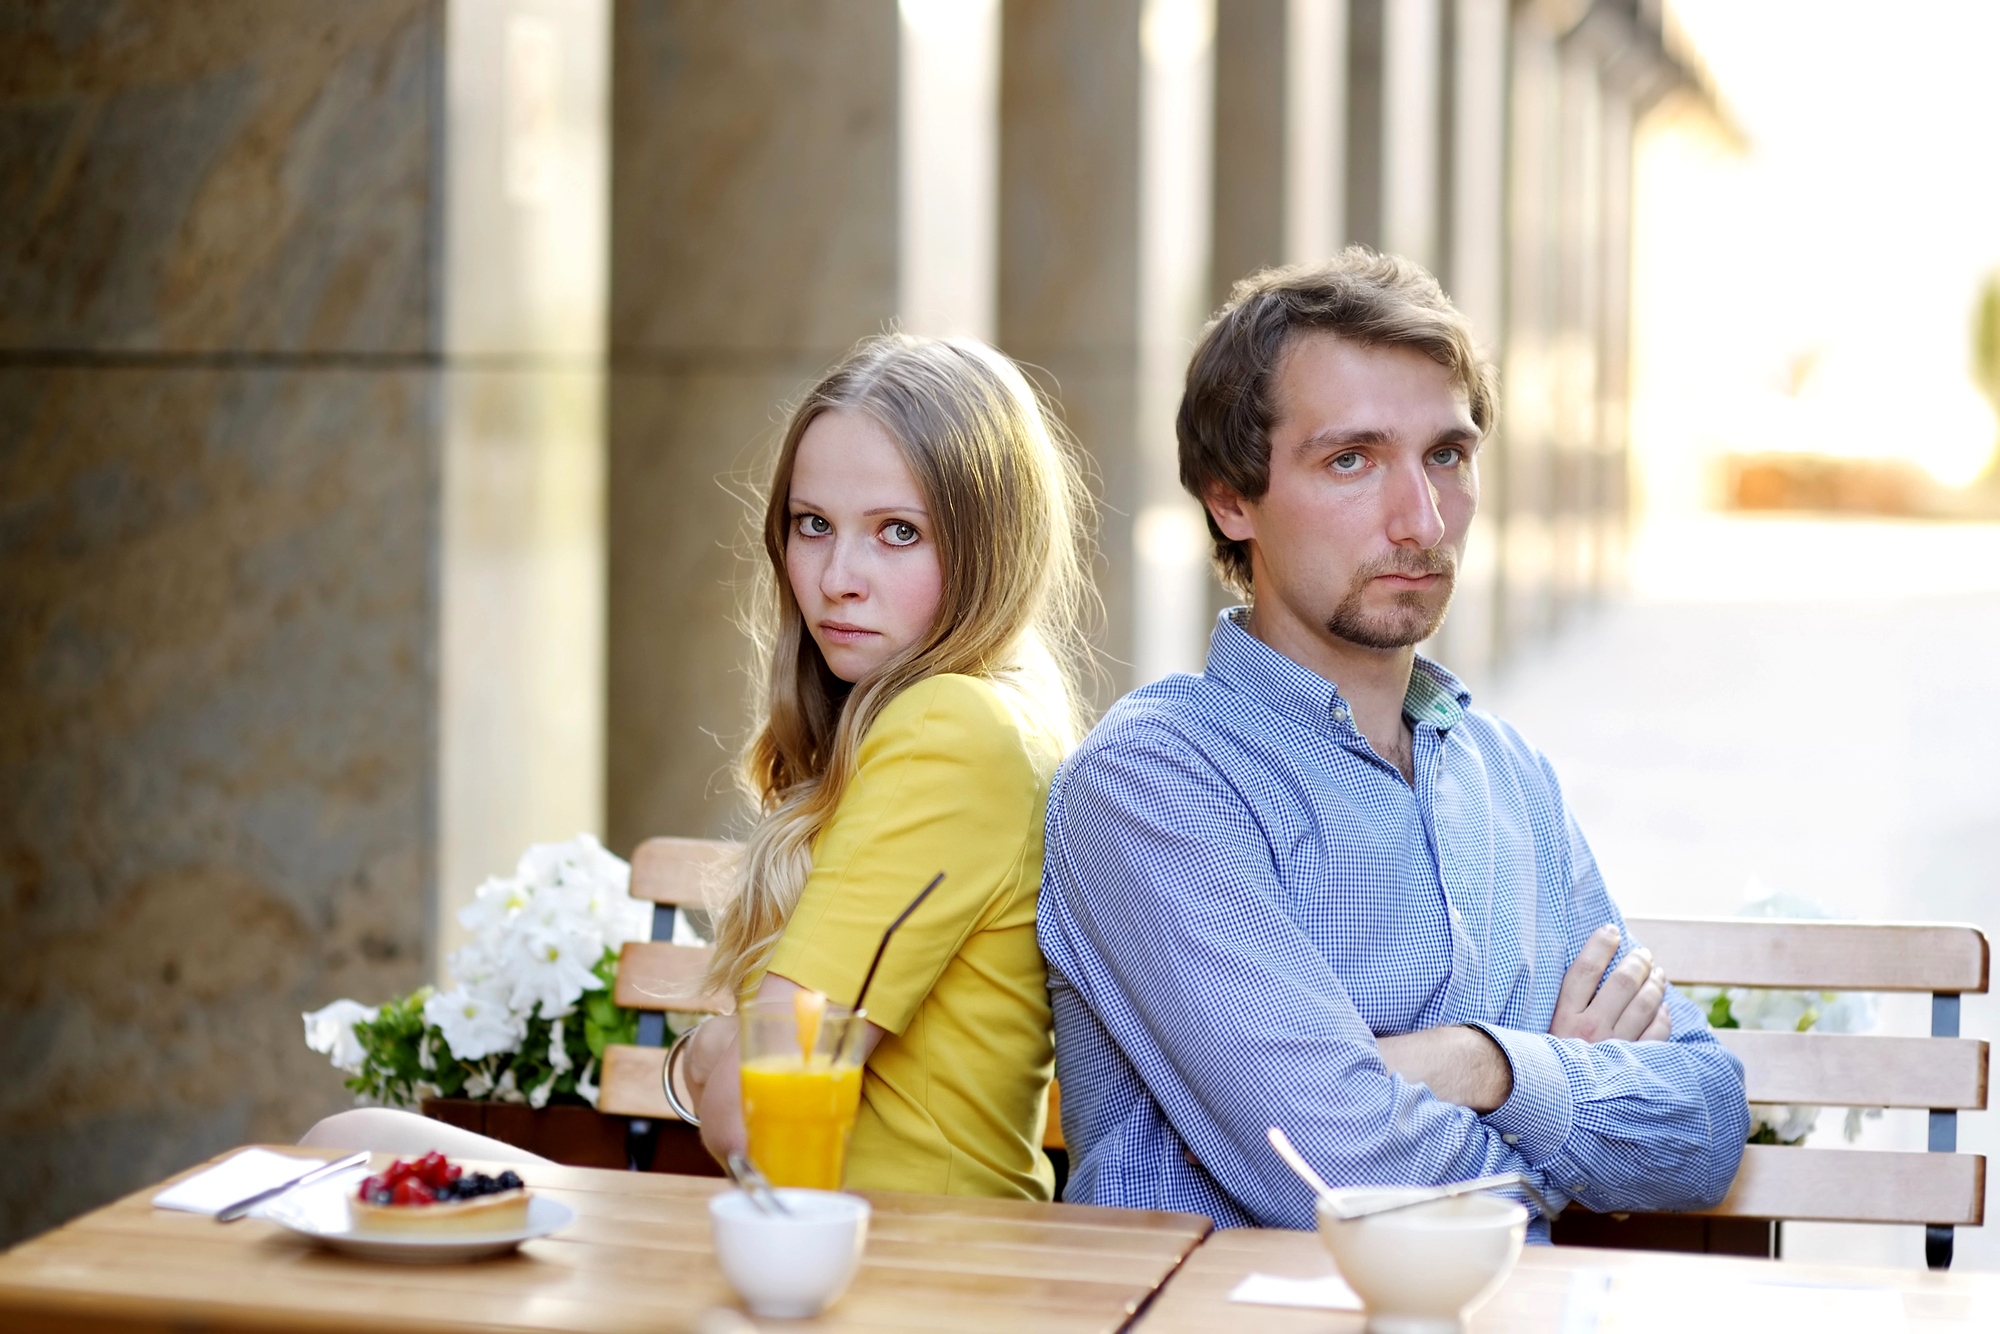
[1212,0,1349,289]
[1002,0,1216,693]
[605,2,900,847]
[0,2,441,1244]
[1002,0,1146,694]
[434,0,611,970]
[1380,0,1441,269]
[1496,2,1563,655]
[1427,0,1509,684]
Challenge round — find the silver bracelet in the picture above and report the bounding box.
[661,1022,705,1126]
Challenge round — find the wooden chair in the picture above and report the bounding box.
[595,837,737,1171]
[1552,917,1990,1269]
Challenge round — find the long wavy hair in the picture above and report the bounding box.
[702,334,1096,999]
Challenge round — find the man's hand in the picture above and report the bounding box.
[1376,1026,1514,1113]
[1551,925,1671,1043]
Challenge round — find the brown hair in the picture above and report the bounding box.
[1177,247,1497,596]
[704,333,1096,999]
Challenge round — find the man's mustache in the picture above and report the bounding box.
[1351,548,1457,582]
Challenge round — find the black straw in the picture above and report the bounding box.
[850,872,946,1016]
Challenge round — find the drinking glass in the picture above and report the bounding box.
[737,998,868,1189]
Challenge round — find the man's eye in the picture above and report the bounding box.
[1429,446,1463,467]
[795,514,831,537]
[882,521,921,547]
[1331,452,1364,473]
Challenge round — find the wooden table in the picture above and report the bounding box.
[0,1149,1210,1333]
[1136,1224,2000,1333]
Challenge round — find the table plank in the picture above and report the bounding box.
[0,1148,1211,1334]
[1135,1226,2000,1334]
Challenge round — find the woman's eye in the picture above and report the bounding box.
[1331,452,1364,473]
[795,514,831,537]
[882,521,921,547]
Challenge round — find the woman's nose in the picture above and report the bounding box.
[820,538,868,599]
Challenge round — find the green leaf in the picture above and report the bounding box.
[1707,993,1740,1030]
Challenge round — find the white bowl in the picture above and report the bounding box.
[708,1188,870,1319]
[1317,1190,1527,1334]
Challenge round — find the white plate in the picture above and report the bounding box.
[259,1170,575,1264]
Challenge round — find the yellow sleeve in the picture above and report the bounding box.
[766,674,1050,1035]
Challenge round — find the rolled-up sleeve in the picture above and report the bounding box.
[1463,797,1749,1213]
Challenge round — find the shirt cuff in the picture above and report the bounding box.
[1465,1023,1574,1168]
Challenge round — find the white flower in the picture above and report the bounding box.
[574,1057,600,1109]
[527,1068,558,1110]
[503,926,606,1018]
[1750,1104,1821,1144]
[548,1016,573,1074]
[303,1000,378,1073]
[425,984,524,1061]
[491,1067,526,1104]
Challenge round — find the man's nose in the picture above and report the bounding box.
[1384,455,1446,548]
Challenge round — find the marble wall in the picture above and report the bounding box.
[605,0,899,849]
[999,0,1146,699]
[0,2,441,1244]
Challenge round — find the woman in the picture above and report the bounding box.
[674,333,1093,1200]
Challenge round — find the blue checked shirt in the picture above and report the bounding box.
[1038,610,1748,1234]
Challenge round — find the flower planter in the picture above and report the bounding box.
[420,1099,725,1177]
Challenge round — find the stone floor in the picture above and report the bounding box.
[1482,513,2000,1272]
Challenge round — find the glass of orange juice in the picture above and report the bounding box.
[738,996,868,1189]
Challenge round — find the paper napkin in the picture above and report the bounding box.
[151,1148,333,1216]
[1228,1271,1366,1311]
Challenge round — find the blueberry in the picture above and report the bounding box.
[497,1171,523,1191]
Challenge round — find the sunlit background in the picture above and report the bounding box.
[1513,0,2000,1274]
[2,0,1995,1269]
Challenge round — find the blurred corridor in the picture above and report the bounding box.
[1488,514,2000,1271]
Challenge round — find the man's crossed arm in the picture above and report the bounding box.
[1379,924,1670,1112]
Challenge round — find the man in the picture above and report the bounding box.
[1038,250,1748,1234]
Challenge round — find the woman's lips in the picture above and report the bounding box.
[818,621,880,644]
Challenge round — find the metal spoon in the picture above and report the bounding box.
[1266,1126,1560,1221]
[725,1151,793,1217]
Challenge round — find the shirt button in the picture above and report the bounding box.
[1331,706,1351,726]
[1502,1134,1520,1145]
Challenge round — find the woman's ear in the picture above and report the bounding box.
[1203,483,1256,543]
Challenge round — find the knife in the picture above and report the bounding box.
[215,1151,370,1223]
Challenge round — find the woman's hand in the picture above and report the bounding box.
[682,974,892,1169]
[683,1017,748,1163]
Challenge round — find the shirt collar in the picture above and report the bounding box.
[1205,607,1472,732]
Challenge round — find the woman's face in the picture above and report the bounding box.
[784,409,945,683]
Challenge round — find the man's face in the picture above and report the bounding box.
[1207,333,1481,650]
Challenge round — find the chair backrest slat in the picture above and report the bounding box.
[598,1045,676,1121]
[611,941,734,1015]
[1630,917,1990,994]
[629,836,738,908]
[1712,1144,1984,1226]
[1718,1031,1988,1110]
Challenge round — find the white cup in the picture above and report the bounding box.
[1317,1190,1527,1334]
[708,1188,870,1319]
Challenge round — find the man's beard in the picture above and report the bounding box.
[1323,548,1458,649]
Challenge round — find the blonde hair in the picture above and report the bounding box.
[704,333,1096,999]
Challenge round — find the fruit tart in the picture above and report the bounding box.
[348,1152,531,1233]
